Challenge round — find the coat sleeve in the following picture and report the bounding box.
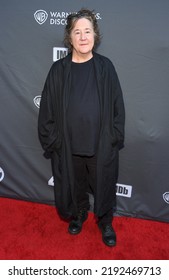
[38,65,62,158]
[113,69,125,150]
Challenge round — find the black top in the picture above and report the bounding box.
[67,58,100,156]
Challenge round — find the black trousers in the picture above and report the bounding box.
[72,154,113,225]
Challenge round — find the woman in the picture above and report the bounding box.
[38,8,125,247]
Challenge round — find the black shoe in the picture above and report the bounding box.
[68,209,88,235]
[99,224,116,247]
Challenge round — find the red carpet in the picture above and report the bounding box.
[0,197,168,260]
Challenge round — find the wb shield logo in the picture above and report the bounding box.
[34,96,41,108]
[34,10,48,25]
[48,176,54,186]
[163,192,169,204]
[0,167,4,182]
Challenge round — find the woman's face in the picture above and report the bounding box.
[70,18,95,59]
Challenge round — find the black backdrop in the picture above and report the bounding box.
[0,0,169,222]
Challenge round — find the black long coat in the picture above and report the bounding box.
[38,52,125,219]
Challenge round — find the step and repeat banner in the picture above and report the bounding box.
[0,0,169,222]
